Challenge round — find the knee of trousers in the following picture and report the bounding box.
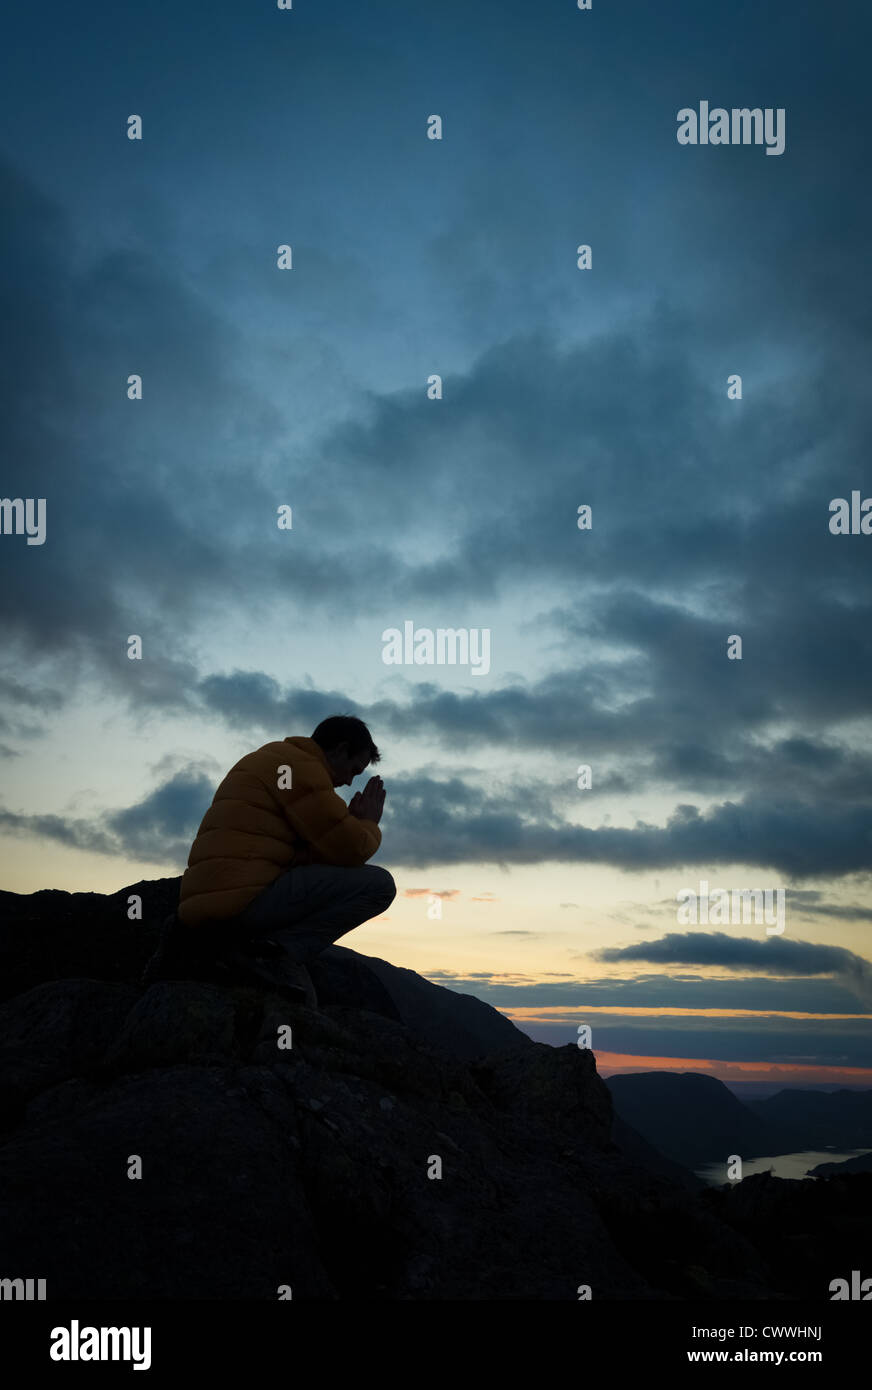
[368,866,397,909]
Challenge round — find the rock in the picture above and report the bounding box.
[0,877,183,1003]
[703,1170,872,1300]
[319,945,533,1060]
[0,978,139,1105]
[0,876,868,1299]
[0,879,532,1061]
[0,1065,334,1299]
[306,947,403,1021]
[101,981,238,1072]
[0,963,775,1299]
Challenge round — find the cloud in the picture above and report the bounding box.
[4,148,871,769]
[186,668,872,844]
[2,13,871,905]
[402,887,459,899]
[0,809,120,858]
[3,755,872,880]
[0,766,215,866]
[424,967,871,1017]
[786,889,872,924]
[381,774,872,877]
[595,931,872,1006]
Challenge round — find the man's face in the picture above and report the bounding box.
[326,742,370,787]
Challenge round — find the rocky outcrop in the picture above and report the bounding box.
[0,970,770,1299]
[319,945,532,1061]
[0,877,869,1299]
[0,876,541,1062]
[702,1169,872,1300]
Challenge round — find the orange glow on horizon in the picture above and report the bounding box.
[588,1052,872,1086]
[503,1005,871,1022]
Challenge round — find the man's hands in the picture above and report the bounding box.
[348,775,385,825]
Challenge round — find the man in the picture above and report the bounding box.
[143,715,394,1003]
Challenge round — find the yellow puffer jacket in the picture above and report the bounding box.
[177,736,382,927]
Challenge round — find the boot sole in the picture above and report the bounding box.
[214,949,309,1003]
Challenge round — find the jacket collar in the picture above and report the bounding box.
[284,735,330,771]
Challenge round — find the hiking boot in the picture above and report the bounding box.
[213,940,318,1007]
[140,911,208,986]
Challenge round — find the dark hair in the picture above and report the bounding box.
[311,714,381,765]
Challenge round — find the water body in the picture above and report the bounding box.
[694,1148,872,1185]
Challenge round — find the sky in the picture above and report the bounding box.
[1,0,871,1092]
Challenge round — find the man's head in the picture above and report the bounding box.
[311,714,381,787]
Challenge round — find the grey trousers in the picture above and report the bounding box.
[235,862,397,965]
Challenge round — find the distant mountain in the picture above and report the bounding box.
[606,1071,784,1167]
[747,1089,872,1150]
[808,1151,872,1177]
[610,1113,704,1191]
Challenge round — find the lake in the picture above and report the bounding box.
[694,1148,872,1184]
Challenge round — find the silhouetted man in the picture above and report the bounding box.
[144,715,394,1003]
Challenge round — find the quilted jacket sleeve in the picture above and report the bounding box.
[276,761,382,867]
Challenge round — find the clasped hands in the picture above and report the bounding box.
[348,775,385,824]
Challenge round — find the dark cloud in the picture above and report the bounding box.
[2,0,870,908]
[788,889,872,924]
[383,775,872,878]
[426,968,869,1017]
[596,932,872,1006]
[132,667,867,872]
[105,770,216,862]
[0,809,119,858]
[595,930,870,976]
[3,756,870,879]
[0,766,214,866]
[3,155,869,726]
